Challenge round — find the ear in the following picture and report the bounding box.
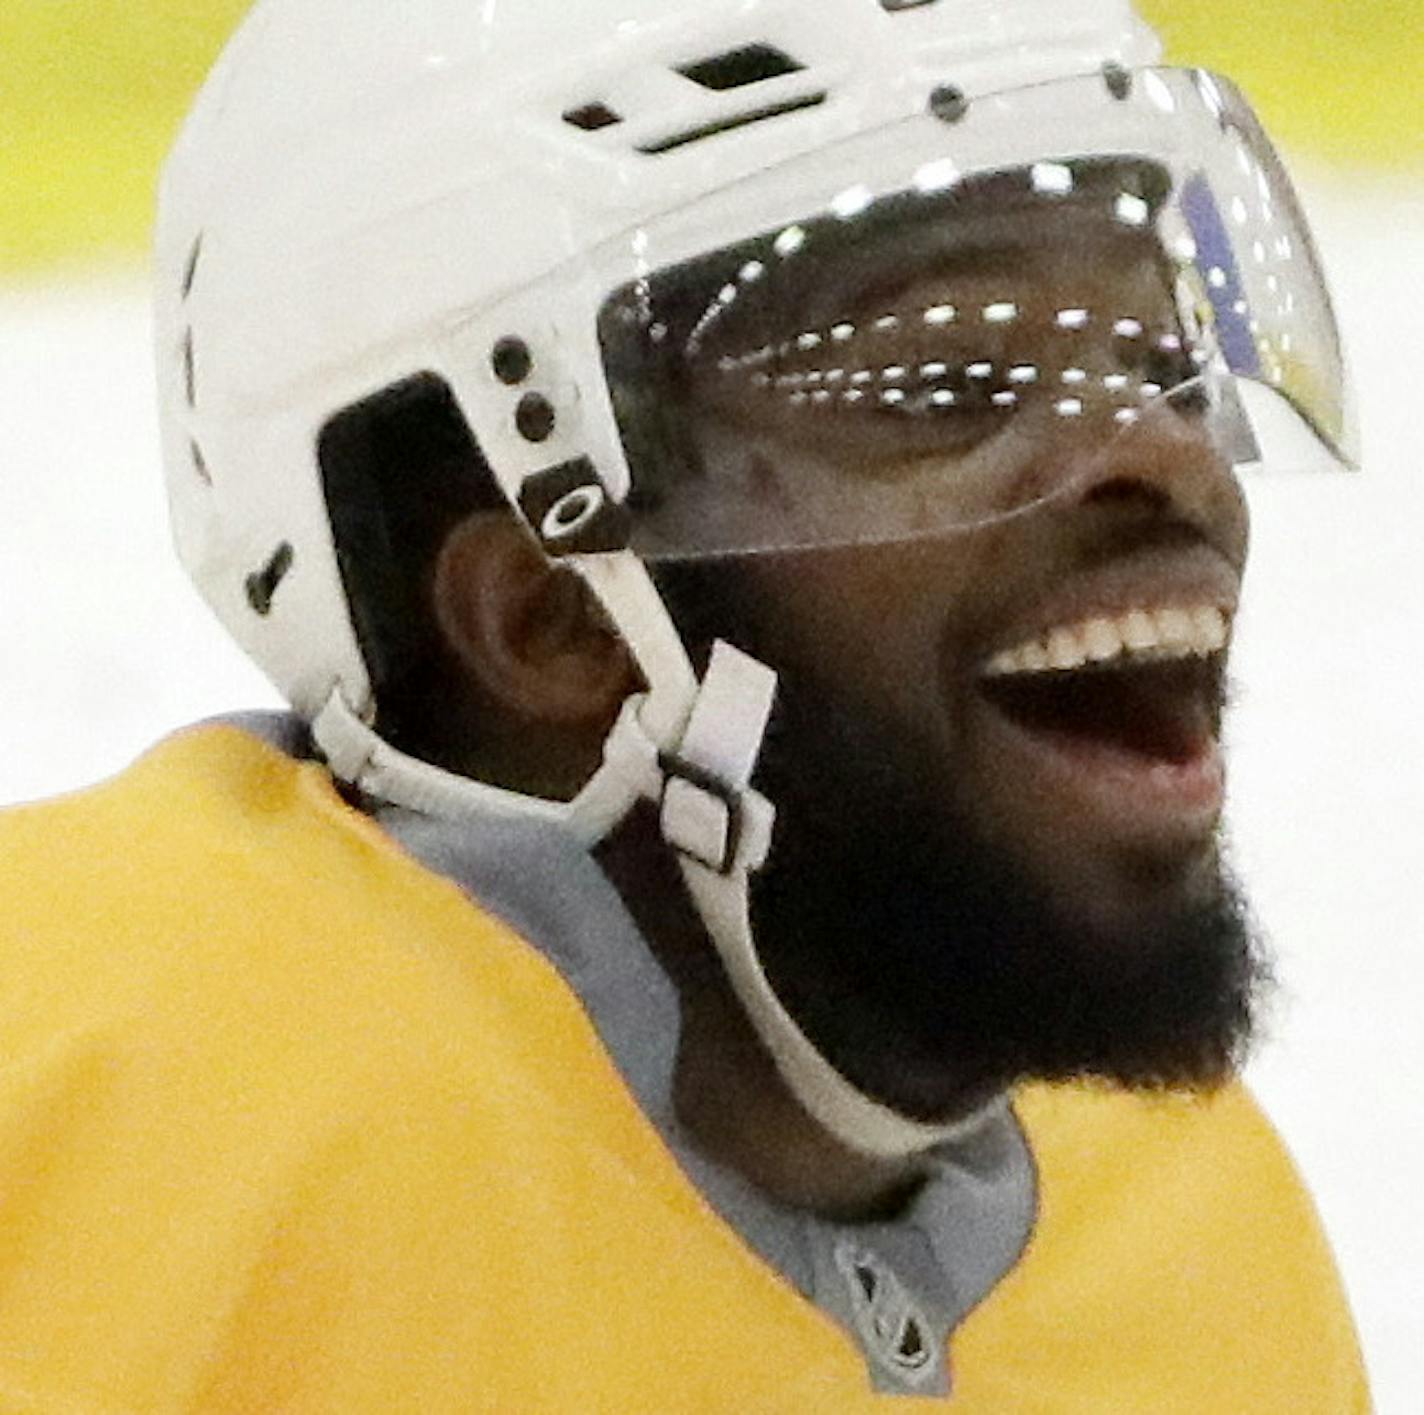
[432,513,639,728]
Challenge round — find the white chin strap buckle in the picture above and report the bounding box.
[656,640,777,877]
[660,752,775,877]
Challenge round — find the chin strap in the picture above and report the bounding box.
[312,685,663,846]
[315,642,986,1161]
[657,642,986,1162]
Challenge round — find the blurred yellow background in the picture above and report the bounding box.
[2,0,1421,273]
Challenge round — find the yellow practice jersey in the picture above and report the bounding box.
[0,725,1368,1412]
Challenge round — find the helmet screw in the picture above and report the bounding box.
[492,336,534,385]
[1103,62,1133,100]
[928,84,969,123]
[516,393,558,443]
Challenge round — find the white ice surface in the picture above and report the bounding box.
[2,177,1420,1407]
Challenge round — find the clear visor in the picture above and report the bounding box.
[595,68,1353,561]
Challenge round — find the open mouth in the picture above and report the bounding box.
[975,604,1230,831]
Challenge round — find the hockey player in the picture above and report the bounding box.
[0,0,1369,1408]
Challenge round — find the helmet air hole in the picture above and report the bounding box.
[881,0,940,10]
[491,337,534,385]
[516,393,557,443]
[181,234,203,300]
[678,44,804,91]
[183,329,197,408]
[929,85,969,123]
[638,94,828,156]
[563,101,622,132]
[245,542,294,617]
[190,440,212,487]
[1103,62,1134,100]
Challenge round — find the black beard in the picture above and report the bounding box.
[747,666,1272,1122]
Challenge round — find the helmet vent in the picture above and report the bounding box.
[183,329,197,408]
[638,92,827,156]
[564,101,623,132]
[1103,62,1134,100]
[516,392,558,443]
[880,0,941,11]
[677,43,804,91]
[246,542,294,618]
[181,233,203,300]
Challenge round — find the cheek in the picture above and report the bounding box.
[745,554,981,769]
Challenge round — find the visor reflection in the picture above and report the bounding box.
[597,73,1350,560]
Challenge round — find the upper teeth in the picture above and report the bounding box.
[985,605,1230,676]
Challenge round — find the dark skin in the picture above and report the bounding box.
[428,430,1249,1217]
[715,412,1246,940]
[432,519,941,1214]
[431,518,633,799]
[427,223,1255,1218]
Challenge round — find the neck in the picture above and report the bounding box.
[596,809,941,1220]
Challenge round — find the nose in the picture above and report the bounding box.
[995,396,1250,566]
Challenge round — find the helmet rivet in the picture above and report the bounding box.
[928,85,969,123]
[492,337,534,386]
[541,484,607,543]
[516,393,557,443]
[1103,62,1133,101]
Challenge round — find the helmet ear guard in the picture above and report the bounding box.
[306,357,705,840]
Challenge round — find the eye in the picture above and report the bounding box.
[1163,378,1213,418]
[1144,346,1194,389]
[1143,340,1213,417]
[886,361,1018,423]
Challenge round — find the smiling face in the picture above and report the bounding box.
[732,412,1246,926]
[661,415,1264,1117]
[649,190,1268,1116]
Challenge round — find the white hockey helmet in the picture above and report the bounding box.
[156,0,1352,832]
[156,0,1353,1152]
